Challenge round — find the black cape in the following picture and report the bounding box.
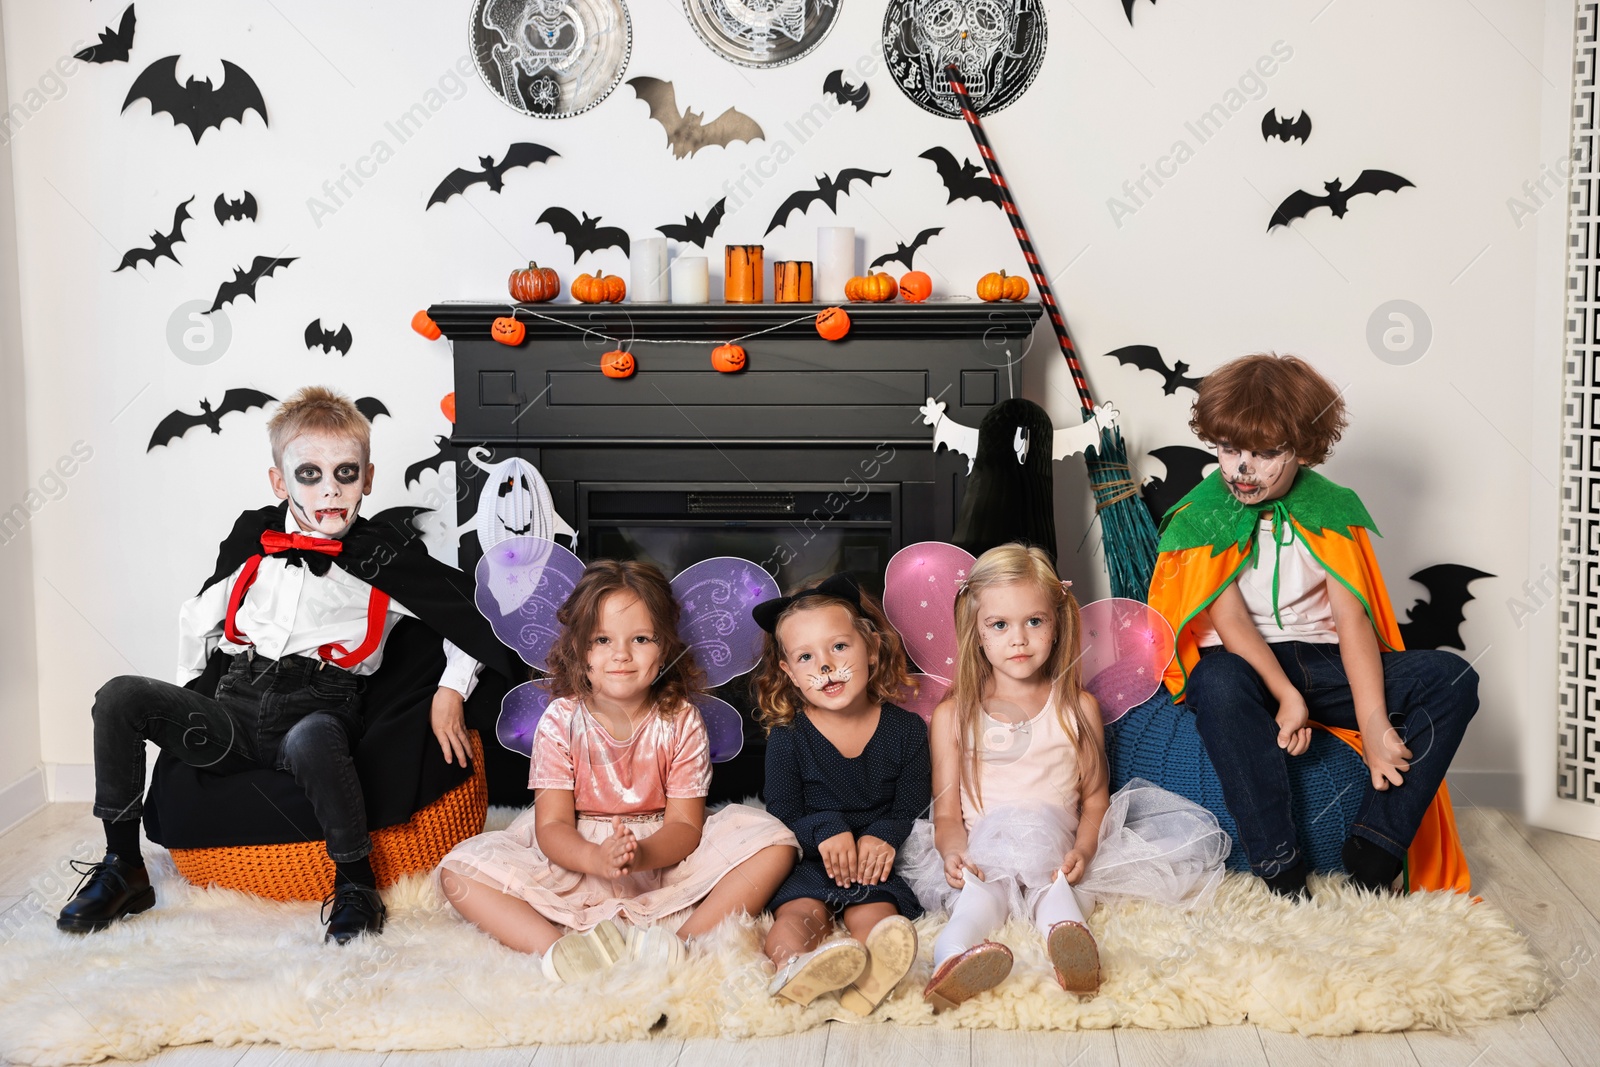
[143,503,523,848]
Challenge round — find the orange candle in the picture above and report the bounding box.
[724,245,763,303]
[773,260,813,303]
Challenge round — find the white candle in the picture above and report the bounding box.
[631,237,669,302]
[817,227,855,302]
[670,255,709,304]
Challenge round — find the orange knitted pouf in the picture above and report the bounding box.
[168,731,489,902]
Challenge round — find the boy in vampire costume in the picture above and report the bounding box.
[59,387,519,943]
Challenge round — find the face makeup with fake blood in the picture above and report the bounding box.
[269,431,373,538]
[1215,443,1303,506]
[776,602,878,717]
[975,580,1057,685]
[583,591,663,712]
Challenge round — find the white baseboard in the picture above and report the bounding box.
[44,763,96,804]
[1447,771,1524,814]
[0,768,46,836]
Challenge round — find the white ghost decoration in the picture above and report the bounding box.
[467,448,577,555]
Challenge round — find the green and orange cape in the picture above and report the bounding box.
[1147,469,1470,893]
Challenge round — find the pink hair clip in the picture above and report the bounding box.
[1061,579,1073,590]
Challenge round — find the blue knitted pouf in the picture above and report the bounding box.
[1104,691,1370,873]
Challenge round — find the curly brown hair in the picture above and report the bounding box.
[1190,353,1347,465]
[752,588,914,732]
[545,559,704,718]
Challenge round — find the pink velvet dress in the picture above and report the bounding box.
[439,696,797,931]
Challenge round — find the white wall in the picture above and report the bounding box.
[0,0,1561,808]
[0,3,44,830]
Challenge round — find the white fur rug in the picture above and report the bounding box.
[0,809,1548,1065]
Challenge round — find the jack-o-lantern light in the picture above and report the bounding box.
[816,307,850,341]
[711,343,747,373]
[601,349,636,378]
[490,316,526,346]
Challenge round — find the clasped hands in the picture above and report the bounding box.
[817,830,896,888]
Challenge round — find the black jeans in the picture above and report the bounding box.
[1186,641,1478,878]
[92,653,372,862]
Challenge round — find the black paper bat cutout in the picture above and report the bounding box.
[823,69,869,111]
[1398,564,1495,651]
[766,168,891,235]
[404,435,453,489]
[206,255,296,313]
[1122,0,1158,24]
[122,55,268,143]
[214,191,257,224]
[355,397,389,423]
[1106,345,1204,395]
[1268,170,1414,230]
[113,195,192,273]
[869,227,943,270]
[657,197,727,247]
[1261,108,1312,144]
[147,388,276,451]
[626,77,764,160]
[537,207,629,259]
[304,319,352,356]
[426,142,560,209]
[369,505,433,539]
[76,4,135,64]
[918,147,1002,208]
[1141,445,1216,525]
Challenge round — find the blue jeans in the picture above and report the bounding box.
[1185,642,1478,878]
[92,653,372,862]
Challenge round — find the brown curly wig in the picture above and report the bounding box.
[752,588,914,733]
[544,559,704,718]
[1190,353,1348,465]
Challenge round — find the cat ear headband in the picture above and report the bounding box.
[473,537,779,762]
[751,573,864,633]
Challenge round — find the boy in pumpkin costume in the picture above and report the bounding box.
[1147,354,1476,899]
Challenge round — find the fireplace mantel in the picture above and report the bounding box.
[432,299,1043,447]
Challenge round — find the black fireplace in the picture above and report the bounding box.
[432,299,1043,802]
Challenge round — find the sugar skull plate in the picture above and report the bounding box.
[471,0,632,118]
[682,0,840,68]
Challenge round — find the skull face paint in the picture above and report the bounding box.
[269,431,373,538]
[1215,443,1302,506]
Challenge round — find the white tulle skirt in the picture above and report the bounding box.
[898,779,1231,917]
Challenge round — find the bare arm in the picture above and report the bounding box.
[1063,695,1110,883]
[1327,579,1410,789]
[928,699,974,886]
[1207,583,1312,756]
[533,788,610,876]
[632,796,705,872]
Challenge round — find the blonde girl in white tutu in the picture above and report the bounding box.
[900,544,1228,1011]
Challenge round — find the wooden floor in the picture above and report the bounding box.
[2,802,1597,1067]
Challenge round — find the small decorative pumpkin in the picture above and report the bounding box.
[440,392,456,422]
[601,348,636,378]
[572,270,626,304]
[411,309,442,340]
[490,315,525,346]
[815,307,850,342]
[711,343,747,373]
[898,270,932,303]
[508,261,560,303]
[976,269,1030,302]
[844,272,897,302]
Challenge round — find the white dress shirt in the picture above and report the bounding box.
[1195,517,1338,647]
[176,510,483,697]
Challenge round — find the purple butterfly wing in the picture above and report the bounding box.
[883,542,975,677]
[496,679,556,757]
[671,557,780,687]
[691,694,746,763]
[474,536,586,670]
[895,673,951,724]
[1078,597,1176,724]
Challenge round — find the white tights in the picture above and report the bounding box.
[932,872,1095,967]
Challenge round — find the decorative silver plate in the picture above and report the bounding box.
[682,0,840,68]
[881,0,1047,119]
[471,0,632,118]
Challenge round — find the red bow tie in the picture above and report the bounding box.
[260,530,345,557]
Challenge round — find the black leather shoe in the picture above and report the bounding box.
[321,884,385,945]
[56,853,155,933]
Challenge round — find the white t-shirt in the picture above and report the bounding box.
[1196,517,1338,646]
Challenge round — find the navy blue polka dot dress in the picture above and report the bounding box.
[764,702,931,917]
